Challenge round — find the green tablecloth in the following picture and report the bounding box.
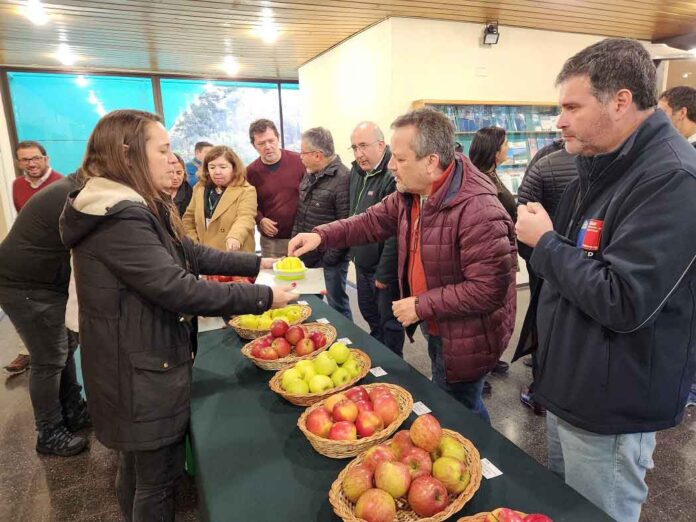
[191,295,611,522]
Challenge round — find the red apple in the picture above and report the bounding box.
[305,408,333,438]
[333,399,359,423]
[373,394,399,426]
[400,447,432,479]
[255,335,273,349]
[354,400,374,414]
[328,421,357,441]
[487,508,525,522]
[257,346,279,360]
[355,411,384,438]
[346,386,370,403]
[407,475,449,517]
[374,461,411,498]
[389,430,414,460]
[522,515,553,522]
[271,337,291,358]
[250,344,264,358]
[270,319,289,338]
[323,393,348,415]
[362,444,396,471]
[294,338,315,357]
[409,414,442,452]
[341,464,374,503]
[285,325,305,345]
[308,331,327,349]
[354,489,396,522]
[368,385,392,402]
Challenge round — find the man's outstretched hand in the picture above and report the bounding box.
[288,233,322,257]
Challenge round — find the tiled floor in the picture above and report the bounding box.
[1,287,694,521]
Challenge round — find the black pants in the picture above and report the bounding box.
[0,286,82,430]
[355,268,405,357]
[116,438,185,522]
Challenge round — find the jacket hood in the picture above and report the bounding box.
[61,177,148,249]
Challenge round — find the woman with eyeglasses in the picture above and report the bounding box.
[182,145,257,252]
[169,153,193,217]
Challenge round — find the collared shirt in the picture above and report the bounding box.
[24,168,53,189]
[367,149,387,175]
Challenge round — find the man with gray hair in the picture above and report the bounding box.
[289,109,517,421]
[348,121,404,357]
[292,127,352,319]
[517,38,696,521]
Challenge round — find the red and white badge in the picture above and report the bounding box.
[581,219,604,252]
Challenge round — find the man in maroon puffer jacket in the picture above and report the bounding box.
[289,108,517,422]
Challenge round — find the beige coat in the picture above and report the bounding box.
[182,181,257,253]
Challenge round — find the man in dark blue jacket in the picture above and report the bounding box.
[517,39,696,522]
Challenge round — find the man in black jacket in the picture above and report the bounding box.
[349,122,404,356]
[658,86,696,148]
[294,127,352,319]
[0,173,89,457]
[517,39,696,522]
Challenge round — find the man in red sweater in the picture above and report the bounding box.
[246,119,305,257]
[5,141,62,376]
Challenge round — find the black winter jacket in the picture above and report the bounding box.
[60,177,272,451]
[293,155,350,267]
[531,110,696,434]
[517,149,578,221]
[349,147,398,282]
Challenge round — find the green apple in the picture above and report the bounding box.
[285,378,309,394]
[282,368,303,389]
[294,360,314,379]
[342,358,361,378]
[432,434,467,462]
[328,342,350,364]
[313,352,338,376]
[309,374,334,393]
[331,367,351,387]
[303,365,317,383]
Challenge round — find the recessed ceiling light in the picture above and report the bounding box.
[256,20,279,44]
[56,43,76,65]
[220,56,240,76]
[21,0,49,26]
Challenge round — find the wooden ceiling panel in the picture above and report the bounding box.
[1,0,694,80]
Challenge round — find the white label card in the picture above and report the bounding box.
[412,401,432,415]
[481,458,503,479]
[337,337,353,345]
[297,300,308,305]
[369,367,387,377]
[316,318,329,324]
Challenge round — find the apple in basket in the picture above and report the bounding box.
[486,508,526,522]
[345,386,370,403]
[432,434,467,462]
[409,414,442,452]
[342,463,374,503]
[257,346,278,360]
[368,385,392,402]
[309,331,327,349]
[271,338,291,358]
[363,444,396,471]
[255,335,273,349]
[305,408,333,438]
[333,399,359,423]
[285,325,305,345]
[355,411,384,438]
[354,400,374,414]
[250,344,264,358]
[400,447,432,479]
[407,475,450,517]
[388,430,414,460]
[372,394,399,426]
[433,456,471,494]
[323,393,347,414]
[355,488,396,522]
[270,319,289,338]
[294,338,315,357]
[342,358,362,378]
[374,461,411,498]
[521,515,554,522]
[328,421,357,441]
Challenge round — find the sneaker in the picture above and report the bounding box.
[492,360,509,374]
[4,353,30,375]
[64,400,92,432]
[36,422,88,457]
[520,386,546,416]
[483,380,492,394]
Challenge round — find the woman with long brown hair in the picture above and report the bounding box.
[170,152,193,216]
[183,145,257,252]
[60,110,296,521]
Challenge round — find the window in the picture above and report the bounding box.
[7,72,155,175]
[280,83,301,152]
[161,79,281,165]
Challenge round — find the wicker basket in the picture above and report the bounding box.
[228,304,312,339]
[240,323,337,371]
[269,349,372,406]
[329,429,482,522]
[297,383,414,459]
[457,511,527,522]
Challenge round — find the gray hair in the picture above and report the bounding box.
[391,108,455,169]
[353,121,384,141]
[301,127,335,157]
[556,38,657,110]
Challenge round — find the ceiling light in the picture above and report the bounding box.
[690,48,696,57]
[56,43,76,65]
[483,22,500,45]
[256,20,279,44]
[262,8,273,17]
[220,56,240,76]
[21,0,49,26]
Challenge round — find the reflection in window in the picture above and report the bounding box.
[161,79,281,165]
[7,72,155,175]
[280,83,301,152]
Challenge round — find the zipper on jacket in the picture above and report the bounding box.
[352,173,375,217]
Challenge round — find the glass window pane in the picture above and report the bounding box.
[161,79,281,165]
[280,83,301,152]
[7,72,155,175]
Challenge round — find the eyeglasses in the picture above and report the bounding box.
[299,150,319,156]
[348,141,380,153]
[18,155,46,164]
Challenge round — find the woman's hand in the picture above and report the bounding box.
[271,284,299,308]
[226,238,241,252]
[260,257,276,270]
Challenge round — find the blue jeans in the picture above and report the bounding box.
[355,268,404,357]
[323,261,352,321]
[547,412,655,522]
[421,325,490,424]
